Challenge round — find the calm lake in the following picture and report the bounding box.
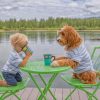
[0,31,100,87]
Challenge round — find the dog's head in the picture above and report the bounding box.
[57,25,82,50]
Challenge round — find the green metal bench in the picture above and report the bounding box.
[61,46,100,100]
[0,74,30,100]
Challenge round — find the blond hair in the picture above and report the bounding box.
[10,33,28,47]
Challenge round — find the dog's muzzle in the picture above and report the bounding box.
[57,31,62,42]
[57,37,61,42]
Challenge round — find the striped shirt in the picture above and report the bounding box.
[1,50,26,74]
[66,44,94,74]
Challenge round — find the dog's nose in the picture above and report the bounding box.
[57,38,61,42]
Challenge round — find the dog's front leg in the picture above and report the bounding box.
[51,58,78,68]
[54,56,67,60]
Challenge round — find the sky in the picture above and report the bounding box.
[0,0,100,20]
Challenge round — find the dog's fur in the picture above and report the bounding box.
[51,25,99,84]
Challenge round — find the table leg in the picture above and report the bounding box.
[39,74,56,100]
[28,73,47,100]
[38,73,58,100]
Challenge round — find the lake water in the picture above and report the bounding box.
[0,31,100,87]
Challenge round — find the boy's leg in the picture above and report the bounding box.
[2,72,17,86]
[15,72,22,82]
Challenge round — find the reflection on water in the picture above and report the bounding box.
[0,31,57,43]
[0,31,100,67]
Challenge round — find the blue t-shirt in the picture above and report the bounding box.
[66,44,95,74]
[1,50,26,74]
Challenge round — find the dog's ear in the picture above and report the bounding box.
[59,30,65,36]
[64,26,82,50]
[57,29,65,36]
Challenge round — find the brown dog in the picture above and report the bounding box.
[51,25,99,84]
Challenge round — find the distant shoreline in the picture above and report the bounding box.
[0,29,100,32]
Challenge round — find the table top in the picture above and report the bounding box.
[21,61,70,74]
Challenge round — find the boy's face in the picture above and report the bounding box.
[14,42,27,53]
[10,33,28,53]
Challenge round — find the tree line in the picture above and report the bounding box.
[0,17,100,30]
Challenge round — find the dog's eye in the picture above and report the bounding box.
[61,32,65,36]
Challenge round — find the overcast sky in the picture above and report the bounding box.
[0,0,100,20]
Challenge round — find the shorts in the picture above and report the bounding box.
[2,72,22,86]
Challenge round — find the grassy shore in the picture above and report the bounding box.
[0,28,100,32]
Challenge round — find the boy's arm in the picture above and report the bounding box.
[19,52,32,67]
[19,46,33,67]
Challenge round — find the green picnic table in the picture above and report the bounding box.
[21,61,70,100]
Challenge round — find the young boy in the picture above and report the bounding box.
[0,33,33,86]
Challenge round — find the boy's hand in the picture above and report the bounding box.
[22,46,33,55]
[20,47,33,67]
[26,52,32,57]
[19,53,32,67]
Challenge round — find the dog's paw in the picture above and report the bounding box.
[51,61,59,67]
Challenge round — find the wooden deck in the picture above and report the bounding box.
[4,88,100,100]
